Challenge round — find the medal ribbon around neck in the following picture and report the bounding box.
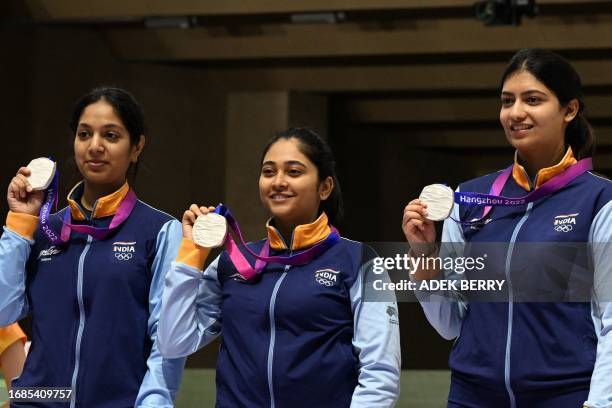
[213,204,340,281]
[452,158,592,224]
[39,169,137,245]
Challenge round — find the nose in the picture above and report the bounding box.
[88,134,105,155]
[508,100,527,121]
[271,171,288,190]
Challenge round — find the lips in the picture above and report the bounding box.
[270,194,294,202]
[85,160,108,169]
[510,124,534,131]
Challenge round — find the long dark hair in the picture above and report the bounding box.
[69,87,145,181]
[500,48,595,159]
[261,127,344,226]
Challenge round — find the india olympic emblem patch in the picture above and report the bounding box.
[314,269,340,287]
[553,213,578,233]
[113,241,136,261]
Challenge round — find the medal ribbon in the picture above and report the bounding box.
[453,158,592,224]
[214,204,340,280]
[39,168,137,244]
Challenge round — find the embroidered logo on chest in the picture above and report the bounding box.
[38,246,62,261]
[314,269,340,287]
[553,213,578,233]
[386,305,399,325]
[113,241,136,261]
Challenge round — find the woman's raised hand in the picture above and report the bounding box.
[181,204,216,241]
[402,198,436,246]
[7,167,44,216]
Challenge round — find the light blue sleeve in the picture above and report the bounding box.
[0,226,33,326]
[416,193,468,341]
[350,253,401,408]
[135,220,188,408]
[157,254,222,359]
[585,200,612,408]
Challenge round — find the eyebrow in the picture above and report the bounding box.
[501,90,547,97]
[262,160,307,167]
[78,123,125,130]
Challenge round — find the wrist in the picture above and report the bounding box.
[408,243,441,281]
[6,211,39,240]
[175,237,210,270]
[408,242,439,258]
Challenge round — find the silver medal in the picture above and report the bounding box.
[192,212,228,248]
[419,184,455,221]
[26,158,56,191]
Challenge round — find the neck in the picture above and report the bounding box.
[518,143,566,181]
[274,213,318,246]
[81,180,124,210]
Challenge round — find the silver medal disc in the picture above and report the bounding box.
[26,158,56,191]
[192,213,228,248]
[419,184,455,221]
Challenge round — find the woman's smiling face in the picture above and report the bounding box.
[500,70,576,156]
[259,137,331,228]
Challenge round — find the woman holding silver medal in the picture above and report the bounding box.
[158,127,401,407]
[403,49,612,407]
[0,87,185,407]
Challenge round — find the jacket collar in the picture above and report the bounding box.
[512,147,577,191]
[67,181,130,221]
[266,212,331,251]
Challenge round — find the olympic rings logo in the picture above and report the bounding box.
[114,253,133,261]
[315,277,335,287]
[554,225,573,233]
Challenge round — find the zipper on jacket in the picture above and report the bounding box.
[504,202,533,408]
[70,235,92,408]
[267,264,290,408]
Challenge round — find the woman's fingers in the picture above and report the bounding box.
[184,205,216,218]
[189,204,202,217]
[404,203,428,219]
[194,205,218,216]
[10,176,29,199]
[17,167,31,177]
[403,198,437,245]
[184,204,215,225]
[183,210,196,226]
[403,210,425,223]
[15,174,33,194]
[199,206,216,215]
[16,168,33,195]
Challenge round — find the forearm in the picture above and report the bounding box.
[0,214,36,325]
[158,243,221,358]
[351,262,401,407]
[584,303,612,408]
[135,335,186,408]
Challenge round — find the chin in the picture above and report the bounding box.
[269,206,292,219]
[84,173,120,187]
[507,136,533,151]
[83,171,108,180]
